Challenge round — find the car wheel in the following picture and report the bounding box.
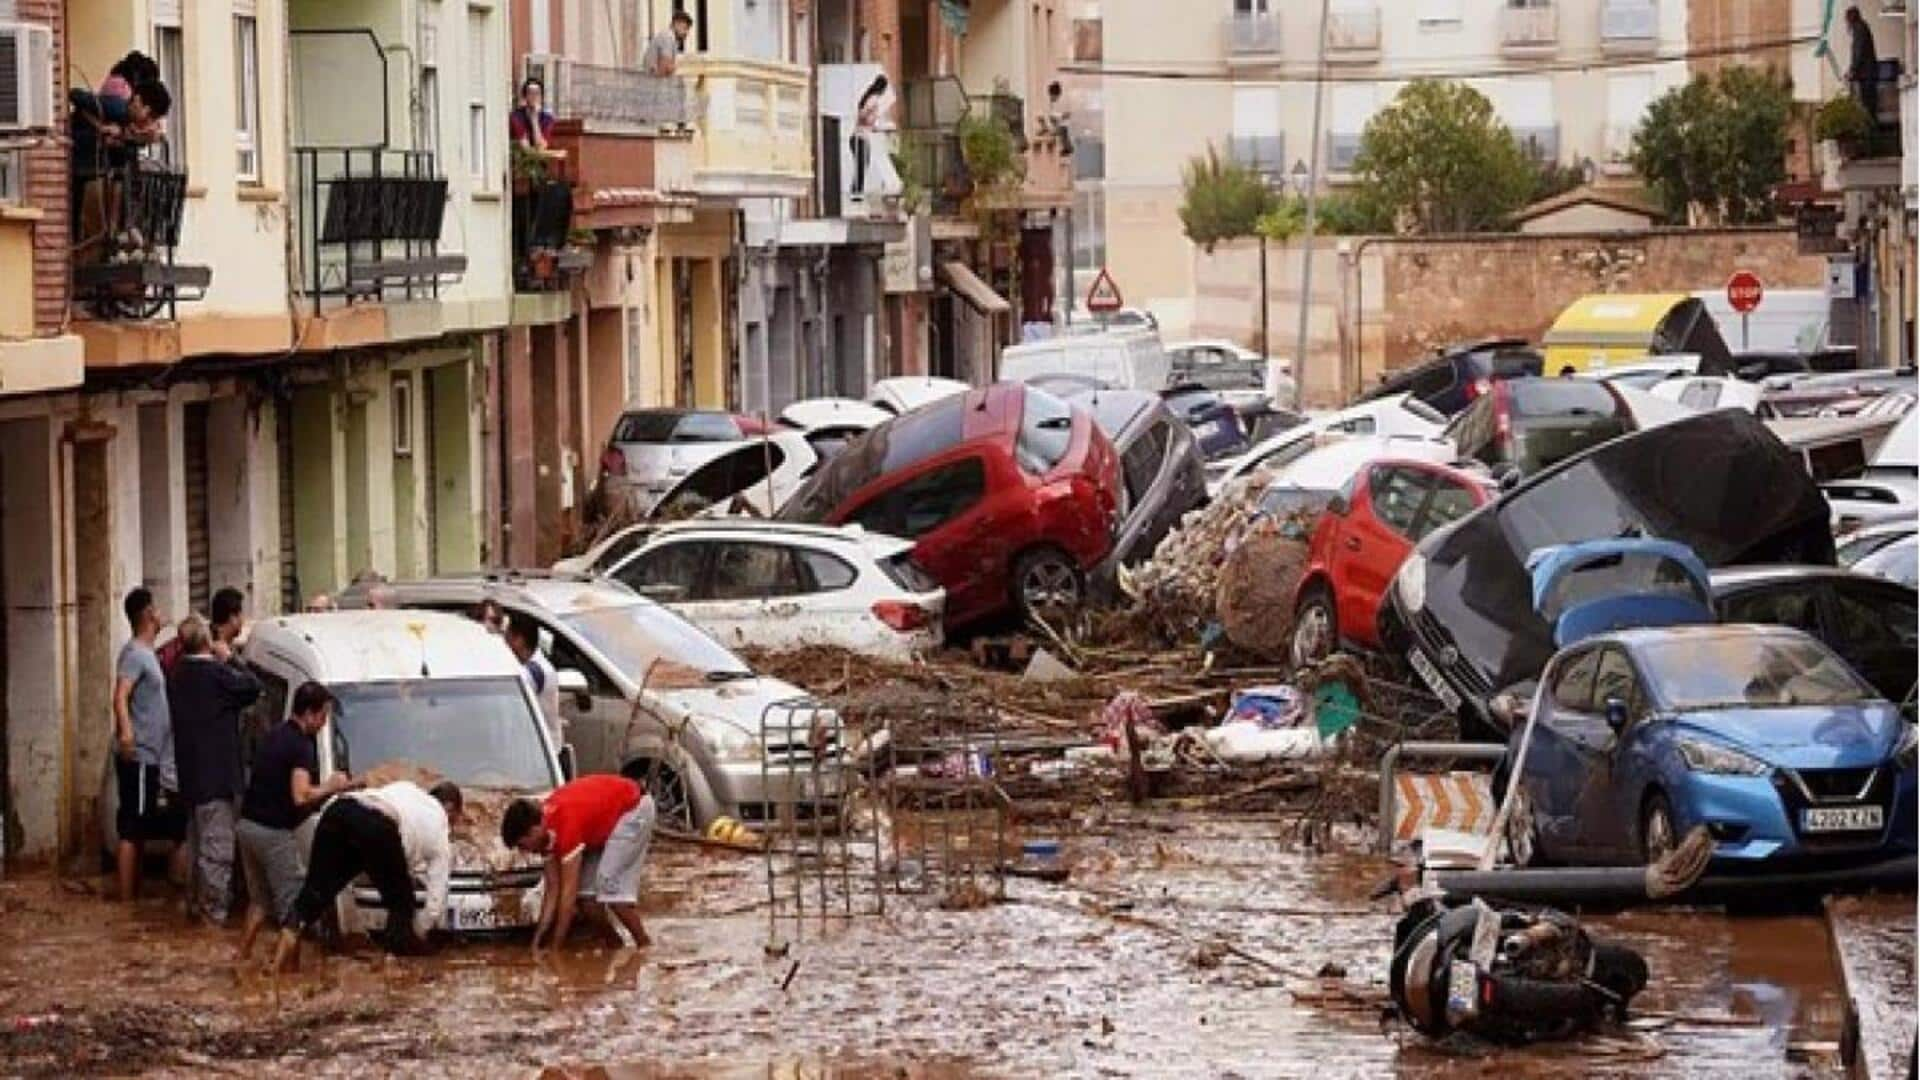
[1291,585,1338,669]
[625,759,697,833]
[1640,792,1677,864]
[1014,548,1083,624]
[1504,787,1544,868]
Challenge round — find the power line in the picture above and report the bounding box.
[1060,31,1821,84]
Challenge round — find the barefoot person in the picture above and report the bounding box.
[502,775,655,950]
[272,780,463,970]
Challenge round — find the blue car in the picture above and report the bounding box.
[1506,539,1919,868]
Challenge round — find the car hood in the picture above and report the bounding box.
[651,676,829,734]
[1406,409,1834,700]
[1671,703,1906,771]
[1527,538,1712,647]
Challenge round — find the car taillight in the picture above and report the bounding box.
[600,448,626,477]
[872,600,931,632]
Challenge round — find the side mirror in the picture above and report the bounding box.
[558,744,577,781]
[1326,494,1349,517]
[556,668,592,710]
[1603,696,1628,734]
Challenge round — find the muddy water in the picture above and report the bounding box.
[0,815,1864,1078]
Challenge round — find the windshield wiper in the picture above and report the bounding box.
[706,670,755,683]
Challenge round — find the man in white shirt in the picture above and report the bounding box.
[272,779,461,969]
[506,615,563,746]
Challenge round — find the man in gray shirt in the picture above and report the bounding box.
[642,11,692,77]
[115,586,180,901]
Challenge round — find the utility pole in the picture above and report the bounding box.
[1291,0,1331,410]
[1258,233,1269,361]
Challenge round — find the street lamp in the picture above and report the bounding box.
[1289,160,1310,198]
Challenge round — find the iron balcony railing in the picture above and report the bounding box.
[1500,3,1559,51]
[512,178,588,291]
[1599,0,1657,50]
[1327,6,1381,53]
[293,147,465,313]
[902,78,973,215]
[1225,11,1281,55]
[525,55,693,130]
[71,159,211,320]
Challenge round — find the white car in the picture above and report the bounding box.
[560,520,945,661]
[242,612,561,935]
[778,397,891,461]
[651,431,820,519]
[1254,435,1462,516]
[1166,339,1296,409]
[1207,393,1448,497]
[343,577,846,831]
[1574,355,1701,389]
[866,376,970,416]
[1837,519,1919,567]
[1821,408,1918,531]
[1650,375,1763,414]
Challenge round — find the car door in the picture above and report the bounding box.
[695,540,814,652]
[1821,580,1919,703]
[885,455,995,624]
[1523,646,1605,860]
[1332,465,1425,639]
[1587,647,1652,861]
[523,609,630,778]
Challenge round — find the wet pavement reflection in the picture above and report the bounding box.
[0,814,1871,1078]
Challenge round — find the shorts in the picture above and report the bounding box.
[236,819,306,927]
[115,759,185,844]
[583,795,655,905]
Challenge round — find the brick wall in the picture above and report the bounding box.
[20,0,68,335]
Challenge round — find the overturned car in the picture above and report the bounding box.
[1383,409,1835,740]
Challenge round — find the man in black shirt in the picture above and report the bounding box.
[168,615,261,924]
[236,681,355,962]
[1847,6,1880,121]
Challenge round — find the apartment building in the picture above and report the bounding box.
[1075,0,1692,335]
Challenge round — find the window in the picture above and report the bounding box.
[1072,187,1106,269]
[1605,73,1654,159]
[234,10,262,180]
[1678,380,1723,410]
[1830,584,1919,652]
[1368,467,1428,537]
[1121,421,1171,503]
[1719,585,1824,638]
[152,4,188,169]
[800,550,858,592]
[1230,87,1284,175]
[1551,648,1602,712]
[708,543,808,600]
[1415,478,1480,540]
[895,458,988,538]
[392,374,414,457]
[0,151,21,204]
[1016,389,1076,475]
[614,541,712,601]
[467,8,490,183]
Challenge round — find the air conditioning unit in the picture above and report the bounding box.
[0,23,57,133]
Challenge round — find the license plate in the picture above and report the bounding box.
[445,904,517,932]
[1408,648,1463,712]
[1446,960,1479,1018]
[1802,805,1884,833]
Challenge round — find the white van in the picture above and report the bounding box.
[242,611,562,936]
[999,328,1172,391]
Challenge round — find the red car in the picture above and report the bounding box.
[780,382,1123,629]
[1289,459,1492,666]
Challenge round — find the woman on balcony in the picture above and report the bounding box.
[850,75,901,208]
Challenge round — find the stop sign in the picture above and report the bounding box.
[1726,270,1764,314]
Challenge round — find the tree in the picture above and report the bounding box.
[1177,146,1274,252]
[1352,79,1536,234]
[1628,66,1792,226]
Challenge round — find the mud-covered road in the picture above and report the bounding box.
[0,814,1887,1078]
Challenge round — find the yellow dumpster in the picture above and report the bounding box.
[1542,293,1734,375]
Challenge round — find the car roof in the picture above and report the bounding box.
[348,574,650,617]
[1604,622,1816,650]
[645,518,916,558]
[1066,387,1159,436]
[248,611,526,681]
[1707,563,1908,590]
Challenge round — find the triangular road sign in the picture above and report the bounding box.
[1086,266,1124,313]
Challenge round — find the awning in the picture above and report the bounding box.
[939,261,1010,314]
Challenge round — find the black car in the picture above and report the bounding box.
[1358,339,1544,417]
[1382,410,1835,740]
[1162,385,1251,461]
[1711,565,1917,706]
[1445,377,1635,483]
[1070,388,1207,581]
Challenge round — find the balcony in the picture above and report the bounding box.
[1500,4,1558,57]
[678,55,812,200]
[901,78,971,217]
[71,161,211,321]
[542,112,697,233]
[1225,12,1281,61]
[1326,7,1381,62]
[511,154,590,293]
[293,148,466,314]
[1599,0,1658,56]
[525,56,693,132]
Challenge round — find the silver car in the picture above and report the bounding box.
[594,408,748,518]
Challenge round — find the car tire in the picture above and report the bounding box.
[1639,791,1677,864]
[1013,547,1083,624]
[623,754,717,832]
[1290,584,1338,669]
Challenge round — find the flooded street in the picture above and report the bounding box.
[0,814,1879,1078]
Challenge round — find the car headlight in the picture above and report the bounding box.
[1895,724,1917,770]
[706,721,763,763]
[1676,737,1770,776]
[1394,552,1428,612]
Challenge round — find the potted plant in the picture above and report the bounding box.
[1814,94,1872,158]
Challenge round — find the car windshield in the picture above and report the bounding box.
[779,396,968,521]
[562,603,753,684]
[1641,633,1876,711]
[329,678,554,791]
[611,411,686,443]
[1509,380,1623,418]
[1513,417,1633,475]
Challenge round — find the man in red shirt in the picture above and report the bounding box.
[503,774,655,949]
